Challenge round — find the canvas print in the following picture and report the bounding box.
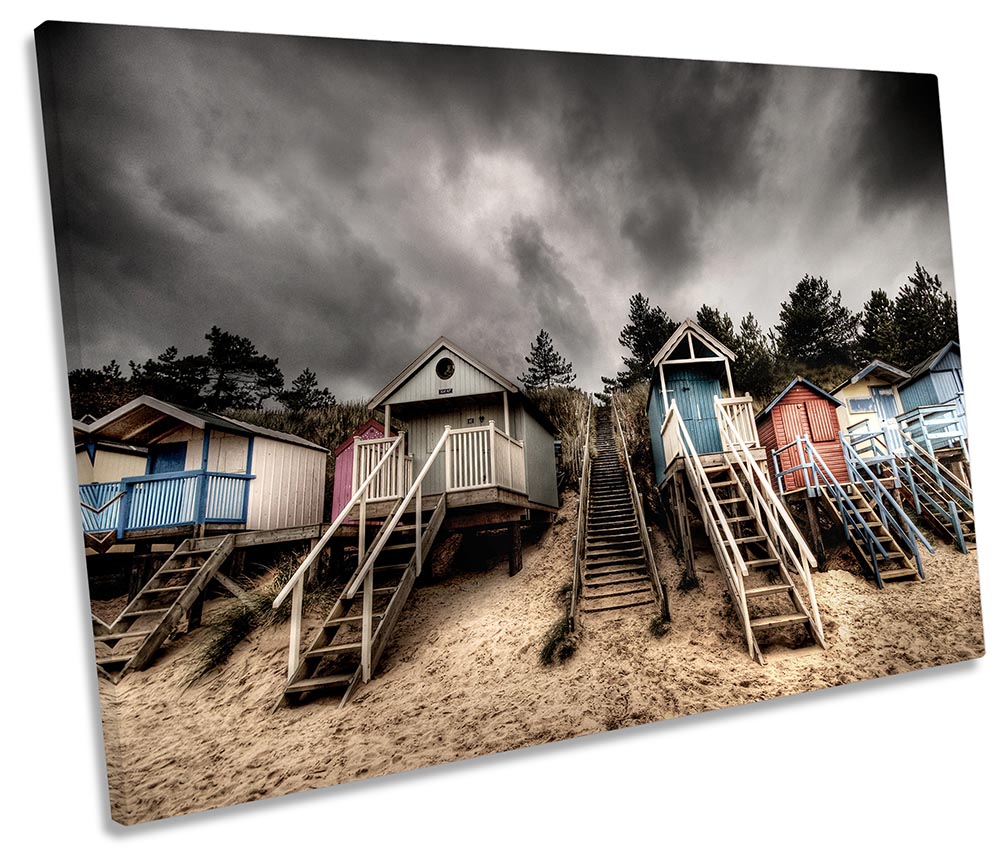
[35,21,984,825]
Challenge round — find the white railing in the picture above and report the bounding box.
[668,404,756,658]
[716,395,760,449]
[714,397,824,647]
[353,436,411,501]
[445,421,526,494]
[660,405,684,465]
[273,432,405,680]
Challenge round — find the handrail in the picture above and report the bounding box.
[345,427,451,600]
[669,404,756,657]
[612,398,668,619]
[569,399,593,630]
[715,399,824,645]
[273,433,404,610]
[715,399,817,571]
[842,435,934,554]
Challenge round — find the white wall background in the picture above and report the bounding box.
[5,3,997,851]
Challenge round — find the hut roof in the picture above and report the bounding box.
[368,336,519,409]
[830,359,910,395]
[650,318,737,367]
[83,396,328,452]
[367,337,558,435]
[333,418,396,457]
[755,376,843,424]
[900,340,960,386]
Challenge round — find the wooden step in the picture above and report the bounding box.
[94,630,150,643]
[734,535,766,545]
[750,613,810,629]
[586,545,643,560]
[745,583,793,598]
[323,612,384,628]
[581,597,655,614]
[878,567,920,581]
[140,585,188,595]
[584,574,648,589]
[585,563,647,578]
[122,608,170,619]
[304,642,364,659]
[284,673,354,695]
[745,558,779,568]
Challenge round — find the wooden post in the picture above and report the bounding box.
[384,404,392,437]
[187,590,205,630]
[804,497,825,568]
[489,420,497,485]
[415,480,423,579]
[444,425,452,492]
[306,537,321,587]
[127,542,152,601]
[675,472,698,588]
[361,570,373,681]
[288,576,303,680]
[503,391,510,435]
[508,521,523,576]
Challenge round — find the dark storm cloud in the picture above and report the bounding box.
[505,215,597,349]
[38,23,956,398]
[850,72,947,214]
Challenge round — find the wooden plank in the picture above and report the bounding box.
[214,570,255,607]
[508,521,523,576]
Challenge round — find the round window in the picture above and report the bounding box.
[436,357,455,380]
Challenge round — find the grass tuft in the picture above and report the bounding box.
[649,615,671,638]
[540,615,578,665]
[185,547,338,685]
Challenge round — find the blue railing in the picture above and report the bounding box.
[79,470,254,535]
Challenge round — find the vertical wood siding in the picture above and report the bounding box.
[385,346,506,406]
[246,437,325,529]
[664,367,723,455]
[648,389,668,487]
[763,382,849,489]
[521,404,559,508]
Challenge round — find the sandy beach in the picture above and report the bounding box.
[97,494,984,824]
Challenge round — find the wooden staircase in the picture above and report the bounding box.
[816,483,920,586]
[898,439,975,552]
[579,408,658,617]
[92,534,236,682]
[700,463,822,655]
[664,400,825,663]
[280,495,446,707]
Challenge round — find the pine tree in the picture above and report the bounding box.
[893,263,959,368]
[602,293,678,391]
[856,288,898,367]
[733,313,777,400]
[774,274,858,368]
[278,368,336,410]
[519,329,576,389]
[695,304,737,352]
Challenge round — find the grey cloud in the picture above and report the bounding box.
[505,215,598,355]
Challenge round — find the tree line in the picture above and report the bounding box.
[518,262,958,402]
[68,326,334,420]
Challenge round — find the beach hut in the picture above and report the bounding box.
[78,395,328,541]
[366,336,560,519]
[756,376,847,493]
[645,320,825,663]
[830,359,910,454]
[74,418,147,486]
[272,337,560,706]
[896,341,968,457]
[330,418,398,520]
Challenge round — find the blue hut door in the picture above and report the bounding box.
[148,442,188,474]
[871,385,904,454]
[670,370,723,455]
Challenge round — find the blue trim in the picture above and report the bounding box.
[85,440,97,466]
[194,431,212,525]
[242,436,255,523]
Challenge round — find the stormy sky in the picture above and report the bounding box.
[38,23,955,400]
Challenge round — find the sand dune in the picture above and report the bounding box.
[97,494,984,824]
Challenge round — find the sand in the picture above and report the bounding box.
[97,493,985,824]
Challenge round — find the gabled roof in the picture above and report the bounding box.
[902,340,960,384]
[333,418,396,457]
[83,395,328,452]
[368,336,519,410]
[830,359,910,395]
[650,318,737,366]
[756,376,843,423]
